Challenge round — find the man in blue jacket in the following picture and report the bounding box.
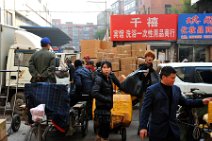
[139,66,212,141]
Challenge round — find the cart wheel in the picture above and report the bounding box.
[93,120,98,134]
[121,128,126,141]
[81,108,88,137]
[25,126,38,141]
[10,92,26,115]
[42,125,53,141]
[11,114,21,132]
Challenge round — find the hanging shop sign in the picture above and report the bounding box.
[110,14,178,41]
[178,13,212,40]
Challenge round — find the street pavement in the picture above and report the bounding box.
[6,107,148,141]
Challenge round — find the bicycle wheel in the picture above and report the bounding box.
[81,107,88,137]
[121,128,127,141]
[11,114,21,132]
[42,125,53,141]
[25,126,38,141]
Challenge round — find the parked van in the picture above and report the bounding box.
[159,62,212,95]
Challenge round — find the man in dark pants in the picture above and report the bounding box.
[139,66,212,141]
[137,50,159,135]
[27,37,55,125]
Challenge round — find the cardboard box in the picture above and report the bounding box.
[119,70,133,77]
[132,50,146,58]
[80,40,101,59]
[116,45,131,56]
[104,53,115,58]
[117,54,131,59]
[131,43,147,58]
[131,43,147,51]
[0,119,6,140]
[0,136,7,141]
[101,41,112,50]
[97,52,105,60]
[120,57,137,71]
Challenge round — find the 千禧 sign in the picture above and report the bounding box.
[110,14,178,41]
[178,14,212,40]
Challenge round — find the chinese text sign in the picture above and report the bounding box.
[110,14,178,41]
[178,14,212,40]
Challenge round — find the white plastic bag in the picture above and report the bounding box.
[30,104,46,122]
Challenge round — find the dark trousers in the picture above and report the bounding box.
[94,109,111,139]
[149,129,180,141]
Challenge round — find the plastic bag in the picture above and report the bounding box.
[120,69,148,97]
[30,104,46,122]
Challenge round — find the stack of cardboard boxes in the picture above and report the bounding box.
[0,119,7,141]
[80,40,158,79]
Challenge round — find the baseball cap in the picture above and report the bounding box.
[41,37,51,46]
[83,56,90,59]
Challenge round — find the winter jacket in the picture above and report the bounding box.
[28,48,56,83]
[74,66,93,95]
[91,73,113,110]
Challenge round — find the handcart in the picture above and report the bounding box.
[24,82,89,141]
[92,93,132,141]
[0,69,21,134]
[24,82,70,141]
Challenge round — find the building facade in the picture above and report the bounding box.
[111,0,124,15]
[138,0,182,14]
[52,19,97,51]
[97,9,112,31]
[124,0,137,14]
[0,0,51,27]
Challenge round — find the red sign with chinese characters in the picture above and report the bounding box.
[110,14,178,41]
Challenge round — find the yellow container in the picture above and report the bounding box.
[92,94,132,128]
[208,101,212,123]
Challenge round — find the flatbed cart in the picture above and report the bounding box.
[0,70,21,134]
[93,94,132,141]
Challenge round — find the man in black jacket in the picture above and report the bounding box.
[139,66,212,141]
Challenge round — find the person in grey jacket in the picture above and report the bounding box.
[28,37,56,83]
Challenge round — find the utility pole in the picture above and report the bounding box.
[87,0,108,40]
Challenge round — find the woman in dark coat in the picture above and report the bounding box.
[91,61,113,141]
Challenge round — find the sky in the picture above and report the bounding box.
[46,0,116,24]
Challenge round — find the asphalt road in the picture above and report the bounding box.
[6,107,148,141]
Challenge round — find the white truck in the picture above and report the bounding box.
[0,24,79,114]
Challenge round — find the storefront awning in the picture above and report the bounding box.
[177,39,212,45]
[20,26,71,47]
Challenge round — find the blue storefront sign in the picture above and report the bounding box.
[178,13,212,40]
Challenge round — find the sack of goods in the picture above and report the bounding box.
[92,94,132,129]
[111,94,132,128]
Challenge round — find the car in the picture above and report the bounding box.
[159,62,212,95]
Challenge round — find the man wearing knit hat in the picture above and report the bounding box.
[28,37,56,83]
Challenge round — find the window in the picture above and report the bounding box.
[14,49,36,67]
[0,7,1,23]
[175,67,195,83]
[195,67,212,84]
[148,7,150,14]
[165,4,172,14]
[6,11,13,26]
